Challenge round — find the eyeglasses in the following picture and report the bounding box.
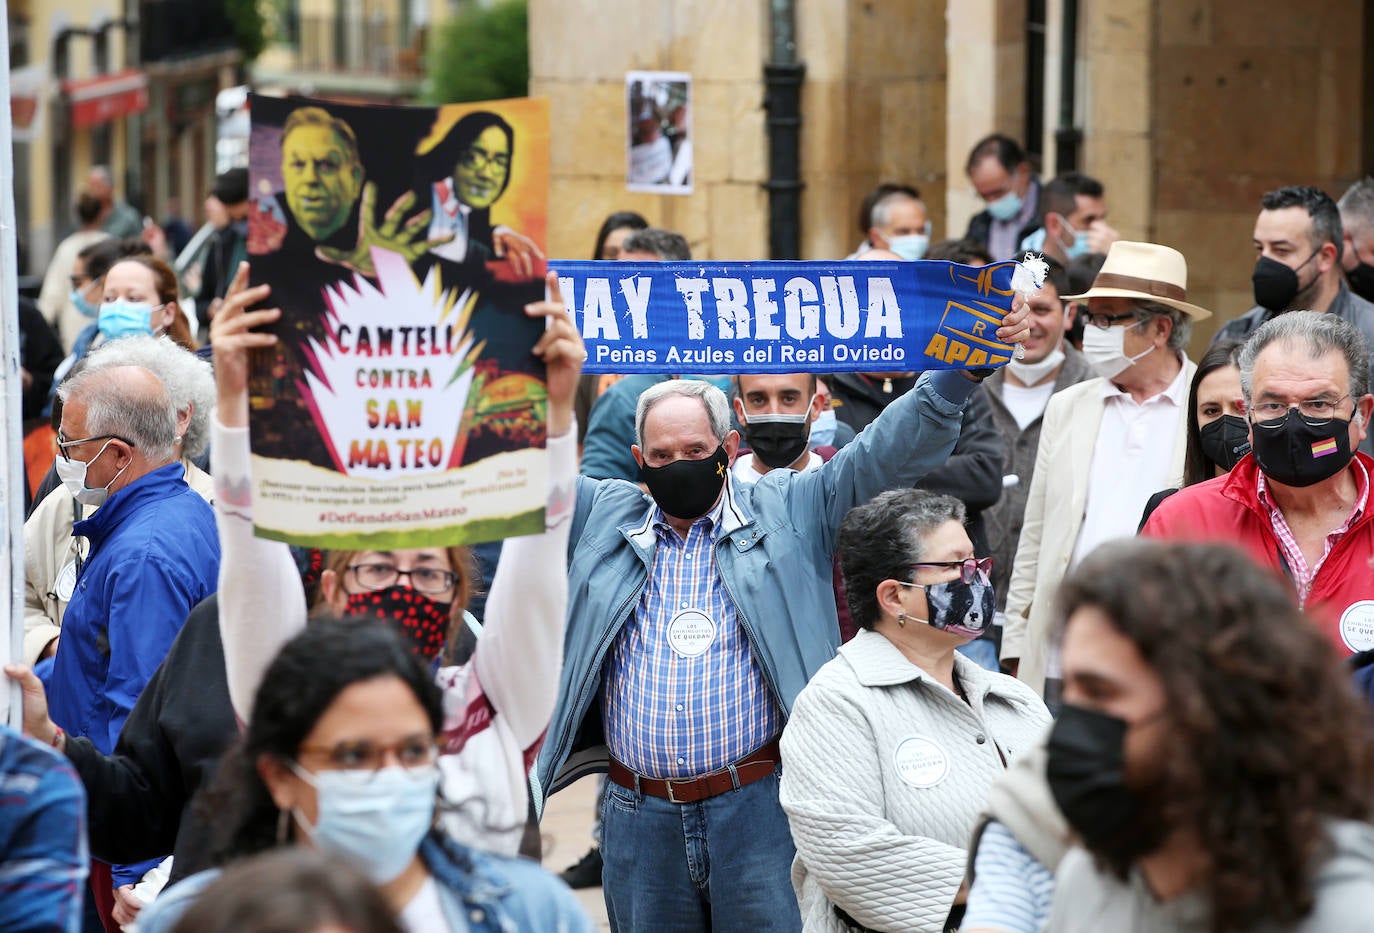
[56,433,135,462]
[458,147,510,174]
[909,557,993,585]
[1085,311,1142,331]
[296,737,437,776]
[347,562,458,594]
[1251,394,1351,425]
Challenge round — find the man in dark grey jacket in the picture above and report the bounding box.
[1214,185,1374,454]
[981,256,1093,619]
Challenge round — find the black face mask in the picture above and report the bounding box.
[1046,704,1169,868]
[1250,411,1354,488]
[1348,263,1374,303]
[639,445,730,520]
[743,413,811,470]
[1197,414,1251,472]
[343,587,451,661]
[1252,253,1317,312]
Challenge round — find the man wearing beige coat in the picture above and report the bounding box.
[1001,242,1210,698]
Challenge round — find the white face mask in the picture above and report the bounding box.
[54,438,128,507]
[1081,321,1154,380]
[1006,347,1066,386]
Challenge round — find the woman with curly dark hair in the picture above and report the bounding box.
[136,620,593,933]
[1043,538,1374,932]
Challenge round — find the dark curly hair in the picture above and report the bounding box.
[1056,540,1374,933]
[201,618,443,865]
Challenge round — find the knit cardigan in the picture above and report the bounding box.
[780,629,1051,932]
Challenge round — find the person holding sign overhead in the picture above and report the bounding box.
[779,489,1049,932]
[537,290,1030,931]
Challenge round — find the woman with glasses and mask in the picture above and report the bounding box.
[211,262,582,862]
[415,110,543,282]
[779,489,1050,933]
[137,619,593,932]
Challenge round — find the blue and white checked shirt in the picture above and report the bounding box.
[601,484,783,778]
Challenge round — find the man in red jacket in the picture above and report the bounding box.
[1143,310,1374,654]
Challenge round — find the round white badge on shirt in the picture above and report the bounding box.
[666,608,717,659]
[1340,600,1374,652]
[892,736,950,789]
[56,560,79,602]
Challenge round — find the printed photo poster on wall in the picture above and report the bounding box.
[626,71,692,194]
[243,94,551,549]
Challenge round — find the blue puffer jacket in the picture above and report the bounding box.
[535,370,977,800]
[48,462,219,754]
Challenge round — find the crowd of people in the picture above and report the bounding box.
[5,129,1374,933]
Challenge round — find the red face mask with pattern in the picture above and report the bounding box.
[343,586,451,661]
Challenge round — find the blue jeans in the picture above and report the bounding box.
[600,765,802,933]
[956,636,1000,671]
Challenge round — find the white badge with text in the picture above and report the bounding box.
[893,736,950,789]
[1340,600,1374,652]
[667,608,717,658]
[56,560,79,602]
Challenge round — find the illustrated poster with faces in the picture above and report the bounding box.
[244,94,550,549]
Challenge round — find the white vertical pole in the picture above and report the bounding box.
[0,4,27,727]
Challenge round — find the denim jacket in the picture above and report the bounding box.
[136,831,593,933]
[535,371,976,801]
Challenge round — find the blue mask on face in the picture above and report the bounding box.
[1055,214,1092,261]
[987,190,1024,222]
[289,762,439,884]
[97,299,155,341]
[810,408,838,447]
[69,288,99,319]
[887,233,931,262]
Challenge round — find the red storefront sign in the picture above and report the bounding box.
[62,69,148,128]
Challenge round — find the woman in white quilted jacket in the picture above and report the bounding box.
[779,489,1051,933]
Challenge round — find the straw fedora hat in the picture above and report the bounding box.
[1063,240,1212,320]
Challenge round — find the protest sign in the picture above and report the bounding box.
[551,258,1024,374]
[245,95,551,548]
[627,71,692,194]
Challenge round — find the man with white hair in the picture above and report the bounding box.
[537,285,1029,932]
[24,336,216,664]
[42,361,219,919]
[1144,310,1374,654]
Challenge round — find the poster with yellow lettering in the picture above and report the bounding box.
[243,95,550,548]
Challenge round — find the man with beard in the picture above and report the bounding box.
[1215,187,1374,457]
[730,373,830,481]
[538,299,1031,932]
[1038,539,1374,931]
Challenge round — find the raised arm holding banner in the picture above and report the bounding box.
[551,258,1035,375]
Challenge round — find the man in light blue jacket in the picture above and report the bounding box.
[538,297,1027,932]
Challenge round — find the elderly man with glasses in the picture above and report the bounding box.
[1001,241,1211,701]
[42,362,220,926]
[1144,310,1374,658]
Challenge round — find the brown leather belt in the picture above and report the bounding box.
[608,740,781,804]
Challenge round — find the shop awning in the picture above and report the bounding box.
[62,69,148,128]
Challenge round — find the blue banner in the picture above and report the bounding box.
[550,258,1022,374]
